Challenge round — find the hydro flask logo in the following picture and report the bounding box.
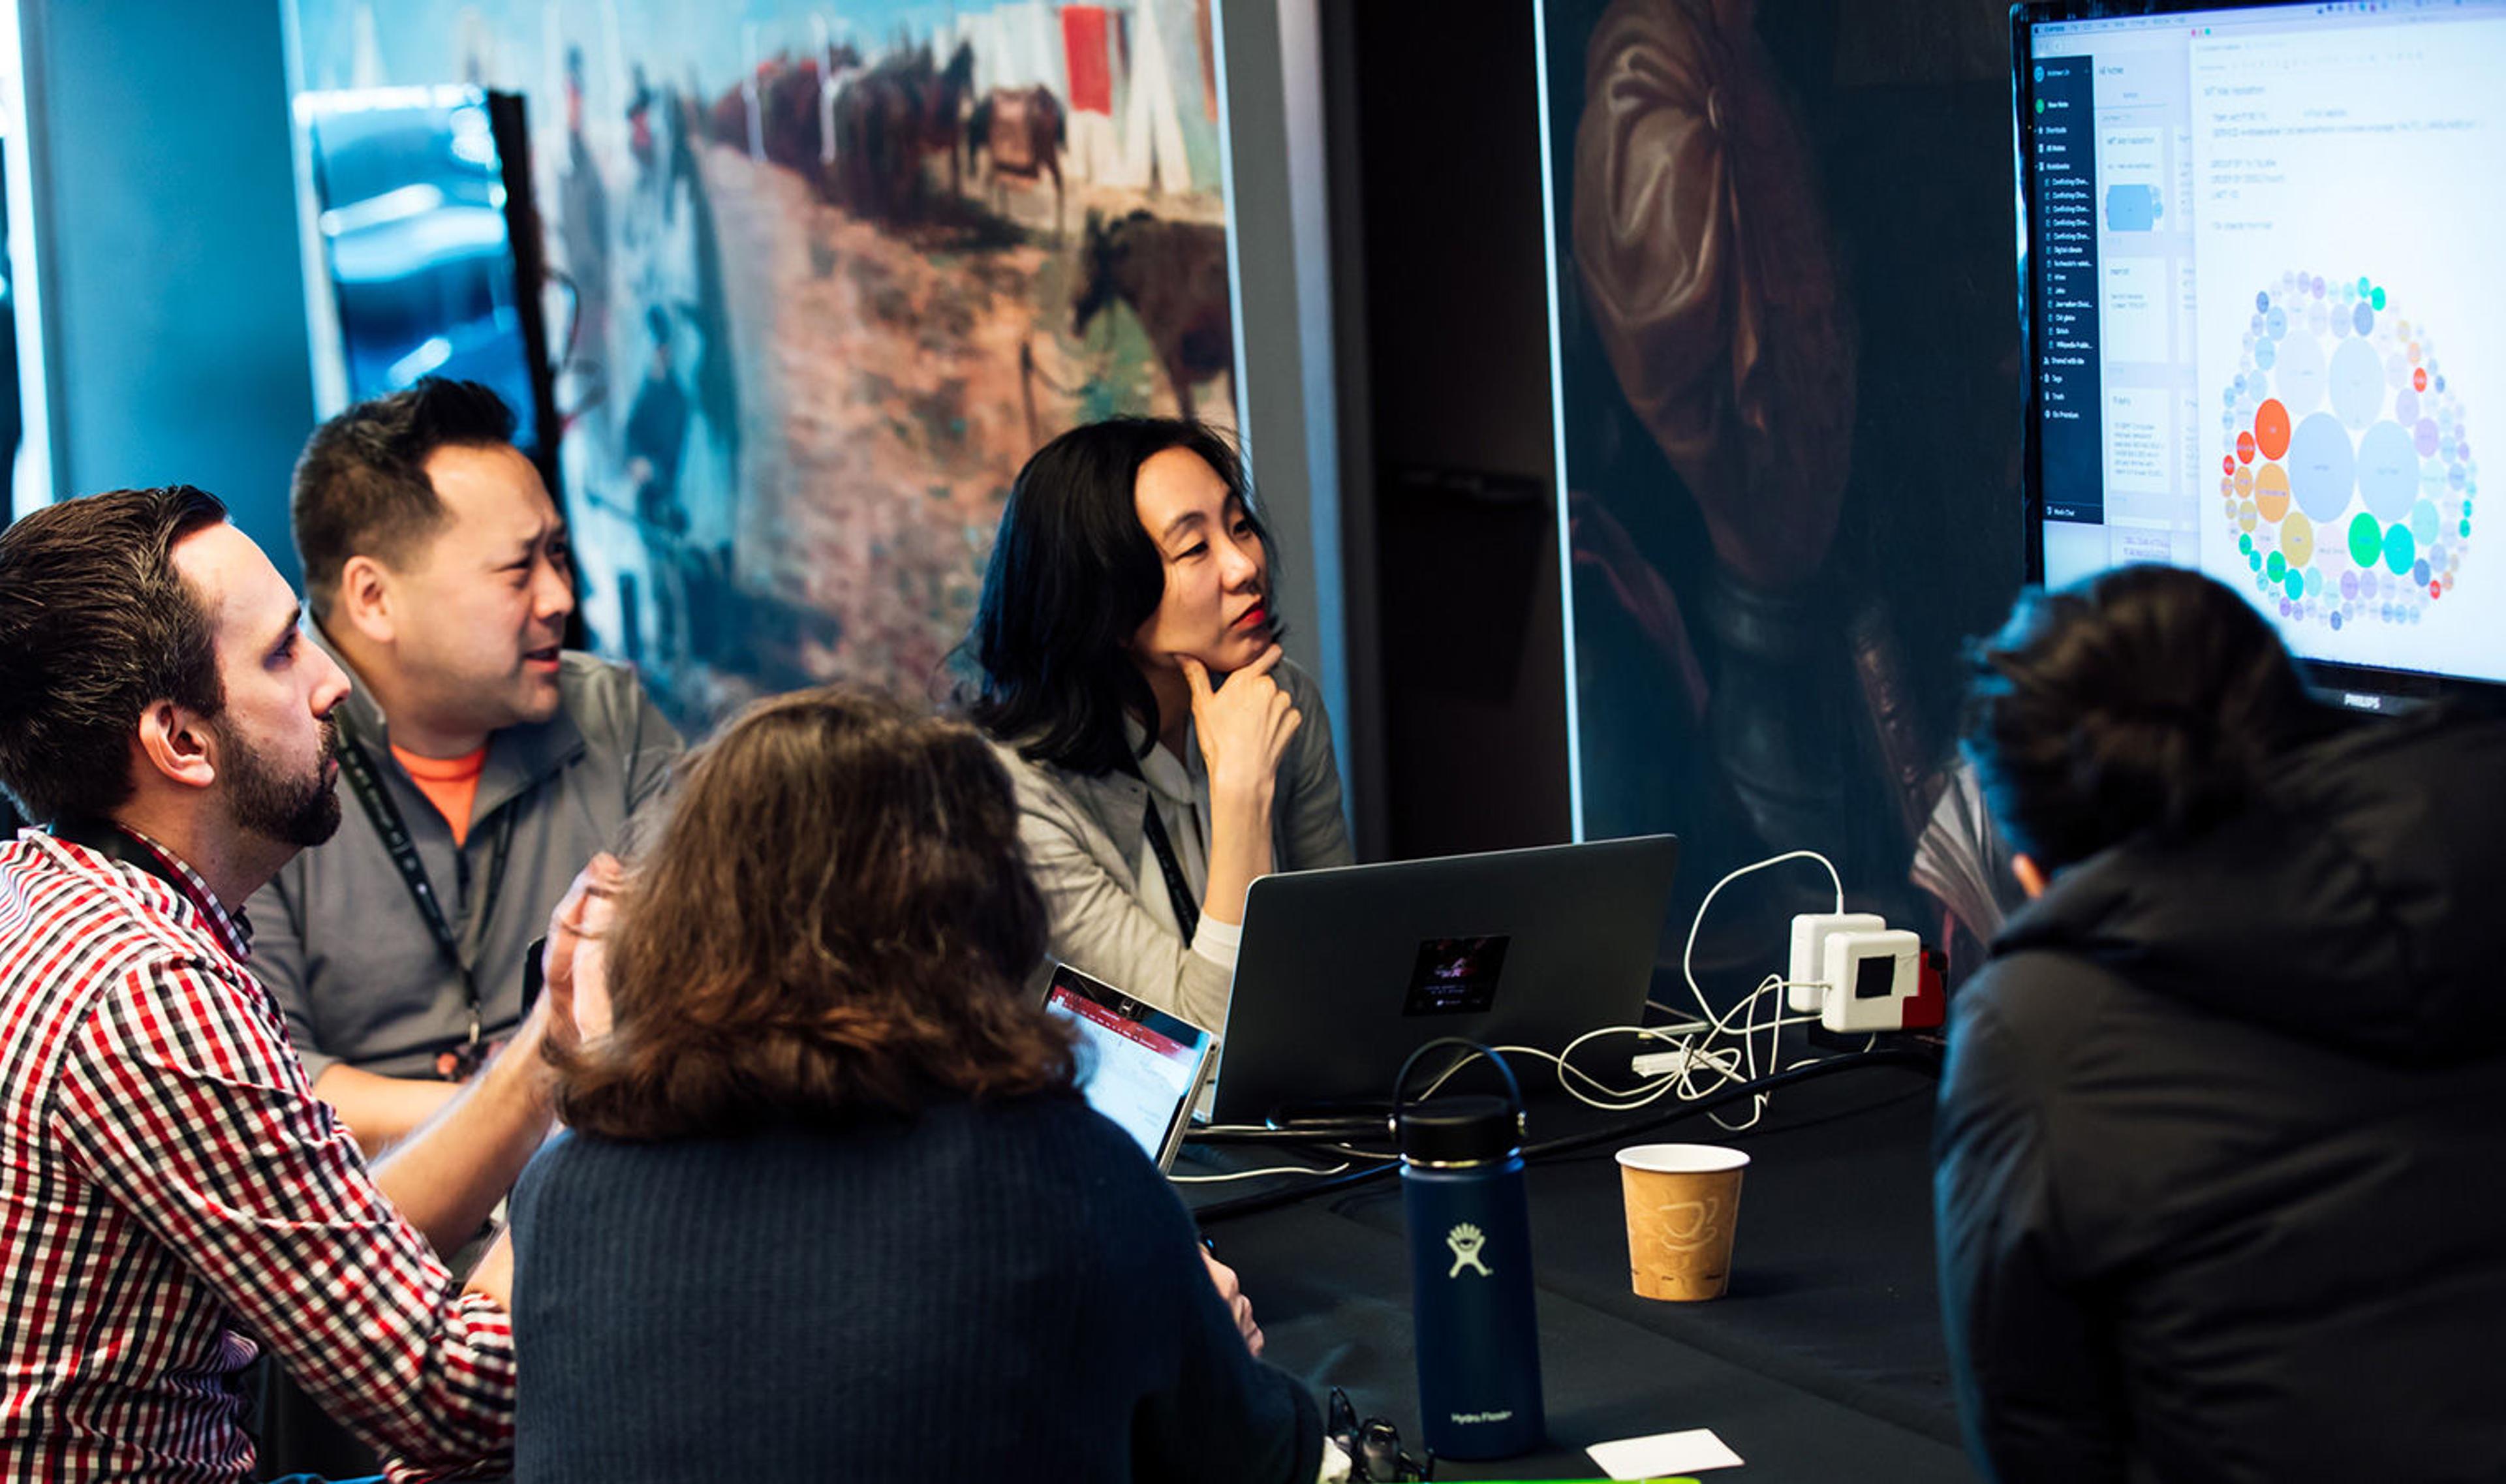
[1446,1222,1493,1278]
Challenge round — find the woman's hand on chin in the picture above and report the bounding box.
[1178,645,1301,806]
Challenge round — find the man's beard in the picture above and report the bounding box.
[220,716,342,849]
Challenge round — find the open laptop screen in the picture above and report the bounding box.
[1044,965,1215,1169]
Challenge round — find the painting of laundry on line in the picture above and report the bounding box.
[290,0,1240,734]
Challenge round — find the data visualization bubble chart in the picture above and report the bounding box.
[2222,275,2472,633]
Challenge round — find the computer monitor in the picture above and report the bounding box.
[2015,0,2506,707]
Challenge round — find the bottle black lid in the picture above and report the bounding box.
[1395,1092,1523,1166]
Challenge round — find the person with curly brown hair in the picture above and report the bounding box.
[506,686,1320,1484]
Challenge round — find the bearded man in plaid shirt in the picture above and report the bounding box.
[0,486,604,1482]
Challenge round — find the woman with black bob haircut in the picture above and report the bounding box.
[1935,564,2506,1484]
[967,417,1350,1031]
[507,686,1322,1483]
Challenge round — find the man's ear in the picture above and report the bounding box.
[333,555,397,646]
[134,699,219,792]
[2011,853,2049,901]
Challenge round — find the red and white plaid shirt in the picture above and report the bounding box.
[0,826,515,1482]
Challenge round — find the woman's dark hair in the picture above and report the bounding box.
[964,417,1277,775]
[0,485,229,824]
[550,687,1075,1140]
[1958,564,2322,871]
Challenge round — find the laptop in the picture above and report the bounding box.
[1043,962,1218,1171]
[1208,834,1680,1126]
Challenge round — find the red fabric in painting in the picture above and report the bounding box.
[1064,6,1113,115]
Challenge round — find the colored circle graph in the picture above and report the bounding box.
[2221,273,2474,632]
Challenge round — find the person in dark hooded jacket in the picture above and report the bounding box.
[1937,564,2506,1484]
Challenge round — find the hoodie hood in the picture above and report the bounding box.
[1992,707,2506,1066]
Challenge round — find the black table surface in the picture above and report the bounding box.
[1181,1062,1979,1482]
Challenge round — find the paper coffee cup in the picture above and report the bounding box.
[1616,1143,1750,1301]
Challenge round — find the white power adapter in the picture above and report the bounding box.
[1819,928,1922,1034]
[1787,912,1885,1013]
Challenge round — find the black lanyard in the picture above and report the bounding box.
[332,713,516,1049]
[1140,796,1201,944]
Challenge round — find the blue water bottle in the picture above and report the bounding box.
[1392,1039,1545,1459]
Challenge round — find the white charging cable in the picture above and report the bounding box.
[1169,1161,1355,1184]
[1418,850,1853,1130]
[1656,850,1849,1127]
[1191,850,1857,1147]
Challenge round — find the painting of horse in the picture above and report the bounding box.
[829,40,976,227]
[967,84,1066,239]
[1072,208,1233,422]
[706,45,863,194]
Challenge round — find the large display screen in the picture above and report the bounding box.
[2018,0,2506,697]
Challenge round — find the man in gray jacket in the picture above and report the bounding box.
[250,379,681,1155]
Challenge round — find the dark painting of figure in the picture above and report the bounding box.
[1541,0,2029,982]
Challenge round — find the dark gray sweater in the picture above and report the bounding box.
[508,1094,1321,1483]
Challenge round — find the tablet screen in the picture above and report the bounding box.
[1044,965,1213,1166]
